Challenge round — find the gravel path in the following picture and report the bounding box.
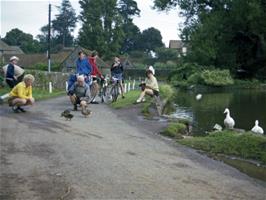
[0,96,265,200]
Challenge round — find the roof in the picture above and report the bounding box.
[0,40,24,54]
[169,40,183,49]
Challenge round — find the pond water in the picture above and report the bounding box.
[171,87,266,135]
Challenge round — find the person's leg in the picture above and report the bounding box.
[69,95,78,110]
[136,88,153,103]
[0,93,10,104]
[119,80,125,98]
[11,98,27,112]
[6,79,15,88]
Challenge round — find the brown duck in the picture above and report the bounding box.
[81,107,92,118]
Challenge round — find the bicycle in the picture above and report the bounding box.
[101,76,121,103]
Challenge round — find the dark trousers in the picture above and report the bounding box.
[6,74,24,89]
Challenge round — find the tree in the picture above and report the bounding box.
[153,0,266,77]
[118,0,141,53]
[52,0,78,47]
[135,27,164,52]
[78,0,125,59]
[3,28,41,53]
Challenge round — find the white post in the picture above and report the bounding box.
[133,80,136,90]
[65,81,68,92]
[49,82,52,93]
[128,82,131,92]
[124,83,127,93]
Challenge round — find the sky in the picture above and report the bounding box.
[0,0,184,46]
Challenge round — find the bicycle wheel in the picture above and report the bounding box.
[111,83,119,102]
[89,82,99,103]
[103,84,113,104]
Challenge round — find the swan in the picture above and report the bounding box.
[224,108,235,129]
[251,120,264,134]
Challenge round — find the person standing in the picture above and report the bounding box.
[110,56,125,98]
[3,56,25,88]
[8,74,35,113]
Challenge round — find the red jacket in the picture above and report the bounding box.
[88,56,102,78]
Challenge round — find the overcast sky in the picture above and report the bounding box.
[0,0,184,46]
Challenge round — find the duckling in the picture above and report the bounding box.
[81,107,92,118]
[64,113,74,121]
[251,120,264,134]
[61,109,71,117]
[224,108,235,129]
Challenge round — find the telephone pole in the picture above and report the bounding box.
[48,3,51,72]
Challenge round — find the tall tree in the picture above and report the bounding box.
[153,0,266,77]
[78,0,124,58]
[135,27,164,52]
[118,0,141,53]
[52,0,78,47]
[3,28,41,53]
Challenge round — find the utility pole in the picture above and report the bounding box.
[48,3,51,72]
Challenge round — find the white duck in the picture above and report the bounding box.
[251,120,264,134]
[196,94,202,101]
[224,108,235,129]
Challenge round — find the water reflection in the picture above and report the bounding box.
[174,88,266,135]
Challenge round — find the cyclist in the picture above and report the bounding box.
[110,56,125,98]
[67,51,92,92]
[88,51,104,104]
[136,66,159,103]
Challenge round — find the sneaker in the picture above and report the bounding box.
[141,98,146,102]
[17,107,26,112]
[12,106,19,113]
[136,98,142,103]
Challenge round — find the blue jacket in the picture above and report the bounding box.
[6,63,15,79]
[76,58,92,75]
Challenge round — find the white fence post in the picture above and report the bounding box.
[132,80,136,90]
[65,81,68,92]
[124,83,127,93]
[49,82,53,93]
[128,82,131,92]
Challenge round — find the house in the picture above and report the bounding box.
[169,40,187,56]
[0,40,24,63]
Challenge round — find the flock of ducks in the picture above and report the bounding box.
[61,106,92,120]
[196,94,264,135]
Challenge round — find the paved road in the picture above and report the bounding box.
[0,96,265,200]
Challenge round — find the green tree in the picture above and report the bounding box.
[153,0,266,77]
[78,0,125,58]
[135,27,164,52]
[3,28,41,53]
[118,0,141,53]
[155,47,179,63]
[52,0,78,47]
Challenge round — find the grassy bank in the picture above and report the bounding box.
[178,131,266,164]
[0,87,65,101]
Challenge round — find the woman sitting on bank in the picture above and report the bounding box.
[136,66,159,103]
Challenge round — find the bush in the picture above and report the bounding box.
[159,84,175,100]
[201,69,234,86]
[161,122,187,138]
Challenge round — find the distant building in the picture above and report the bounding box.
[169,40,187,56]
[0,40,24,63]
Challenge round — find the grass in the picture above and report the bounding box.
[111,90,140,109]
[179,131,266,164]
[161,122,187,139]
[0,87,65,101]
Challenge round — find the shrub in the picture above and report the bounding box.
[161,122,187,138]
[159,84,175,100]
[201,69,234,86]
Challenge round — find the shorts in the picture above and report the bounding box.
[111,73,123,81]
[7,96,17,106]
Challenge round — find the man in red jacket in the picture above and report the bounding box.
[88,51,104,104]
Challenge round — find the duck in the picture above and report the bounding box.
[81,107,92,118]
[64,113,74,121]
[224,108,235,129]
[251,120,264,134]
[61,109,70,117]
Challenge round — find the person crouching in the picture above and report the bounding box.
[68,75,90,111]
[8,74,35,113]
[136,66,159,103]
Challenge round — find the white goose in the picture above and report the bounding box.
[224,108,235,129]
[251,120,264,134]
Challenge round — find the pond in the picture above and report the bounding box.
[172,87,266,135]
